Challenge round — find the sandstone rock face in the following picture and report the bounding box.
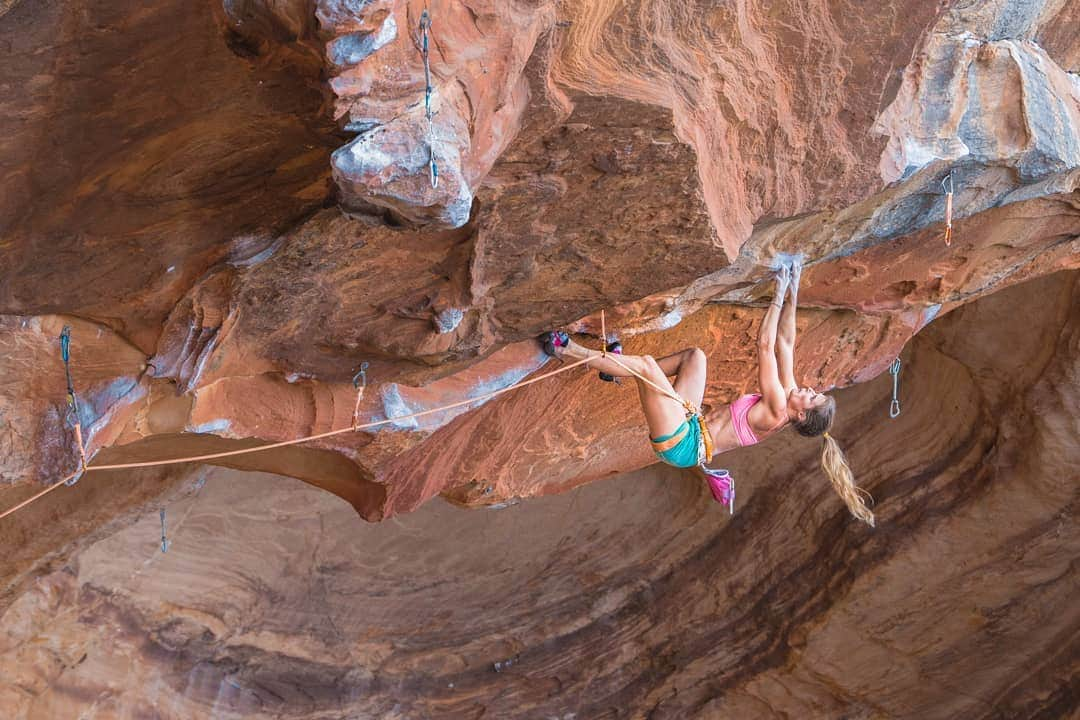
[1,0,1079,715]
[324,0,555,228]
[0,273,1076,718]
[3,0,1078,521]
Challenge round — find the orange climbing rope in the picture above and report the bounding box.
[591,312,695,410]
[0,312,715,523]
[0,471,81,521]
[0,355,595,522]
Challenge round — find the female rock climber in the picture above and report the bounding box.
[540,262,875,526]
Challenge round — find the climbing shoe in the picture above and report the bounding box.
[539,330,569,359]
[598,339,622,382]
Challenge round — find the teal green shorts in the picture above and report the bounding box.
[650,416,701,469]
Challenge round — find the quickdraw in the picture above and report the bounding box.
[418,10,439,189]
[352,361,369,431]
[59,327,87,483]
[160,508,170,553]
[888,357,902,418]
[942,172,954,246]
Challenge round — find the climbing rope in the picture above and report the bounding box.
[595,312,714,460]
[0,471,80,521]
[606,350,700,414]
[418,9,438,189]
[593,318,692,412]
[942,172,954,246]
[0,334,597,522]
[0,316,724,523]
[599,310,607,357]
[888,357,901,418]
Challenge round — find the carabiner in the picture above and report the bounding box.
[352,361,370,389]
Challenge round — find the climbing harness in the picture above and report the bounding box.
[159,508,170,553]
[352,361,369,431]
[888,357,901,418]
[942,172,954,246]
[59,326,87,484]
[695,411,715,464]
[418,9,438,189]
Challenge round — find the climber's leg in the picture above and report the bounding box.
[540,335,704,438]
[664,347,707,411]
[576,342,707,409]
[549,337,693,382]
[631,355,691,439]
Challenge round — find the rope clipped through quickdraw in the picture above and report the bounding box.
[0,350,599,524]
[7,309,747,522]
[888,357,901,418]
[352,362,369,431]
[418,9,438,189]
[942,172,954,246]
[59,327,87,484]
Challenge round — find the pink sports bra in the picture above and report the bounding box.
[730,393,762,447]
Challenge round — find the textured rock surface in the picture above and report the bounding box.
[1,273,1077,718]
[2,0,1080,715]
[325,0,555,228]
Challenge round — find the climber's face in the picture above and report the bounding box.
[787,387,828,420]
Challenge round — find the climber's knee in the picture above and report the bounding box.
[640,354,665,380]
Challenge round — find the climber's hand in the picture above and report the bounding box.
[789,260,801,301]
[774,264,791,300]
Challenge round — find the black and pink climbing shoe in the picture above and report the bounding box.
[598,339,622,382]
[539,330,570,359]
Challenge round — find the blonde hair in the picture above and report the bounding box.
[821,432,875,526]
[793,397,875,526]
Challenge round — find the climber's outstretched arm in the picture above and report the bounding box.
[776,261,800,392]
[758,267,790,418]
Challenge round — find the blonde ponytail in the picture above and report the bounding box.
[821,432,875,526]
